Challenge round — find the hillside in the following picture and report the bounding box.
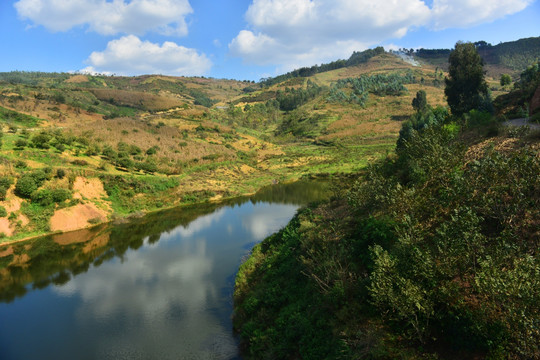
[0,50,453,241]
[234,96,540,360]
[232,44,540,359]
[415,36,540,78]
[0,37,535,242]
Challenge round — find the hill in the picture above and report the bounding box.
[0,37,535,242]
[232,42,540,360]
[234,88,540,360]
[415,36,540,77]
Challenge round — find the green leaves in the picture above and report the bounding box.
[445,42,489,116]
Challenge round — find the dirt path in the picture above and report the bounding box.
[503,118,540,129]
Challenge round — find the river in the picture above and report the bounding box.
[0,181,330,360]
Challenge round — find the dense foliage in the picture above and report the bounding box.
[445,42,489,116]
[494,62,540,119]
[235,109,540,359]
[327,71,415,106]
[275,82,323,111]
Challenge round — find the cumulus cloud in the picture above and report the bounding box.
[431,0,534,30]
[14,0,193,36]
[229,0,430,70]
[229,0,533,70]
[81,35,212,76]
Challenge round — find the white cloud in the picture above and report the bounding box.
[229,0,534,70]
[230,0,430,70]
[14,0,193,36]
[240,203,298,240]
[81,35,212,76]
[431,0,534,30]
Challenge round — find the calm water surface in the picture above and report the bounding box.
[0,181,329,360]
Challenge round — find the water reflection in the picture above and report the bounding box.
[0,181,330,360]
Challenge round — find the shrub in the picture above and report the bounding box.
[0,206,7,217]
[56,168,66,179]
[32,189,54,206]
[54,143,66,153]
[15,175,38,198]
[117,157,134,169]
[129,144,142,155]
[14,138,27,149]
[0,186,7,201]
[146,146,159,155]
[85,143,101,156]
[71,159,88,166]
[101,145,117,159]
[0,176,12,190]
[51,189,71,203]
[31,132,52,149]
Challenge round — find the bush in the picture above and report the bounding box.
[146,146,159,155]
[71,159,88,166]
[31,132,52,149]
[117,157,134,169]
[51,188,71,203]
[54,143,65,153]
[0,177,9,190]
[56,168,66,179]
[102,145,117,159]
[85,143,101,156]
[14,138,27,149]
[0,176,12,190]
[15,175,38,198]
[32,189,54,206]
[0,186,7,201]
[0,206,7,217]
[14,170,48,199]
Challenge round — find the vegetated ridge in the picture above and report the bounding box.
[233,44,540,359]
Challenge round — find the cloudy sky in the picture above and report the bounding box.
[0,0,538,80]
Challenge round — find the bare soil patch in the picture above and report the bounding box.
[0,219,13,237]
[50,203,107,233]
[0,188,22,213]
[73,177,106,199]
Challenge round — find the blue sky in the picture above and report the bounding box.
[0,0,538,81]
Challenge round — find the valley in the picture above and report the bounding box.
[0,49,455,241]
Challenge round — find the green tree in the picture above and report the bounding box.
[445,42,488,116]
[500,73,512,87]
[412,90,427,112]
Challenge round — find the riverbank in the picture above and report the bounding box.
[0,181,334,359]
[0,173,342,246]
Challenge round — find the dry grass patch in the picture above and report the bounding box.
[65,75,89,83]
[90,89,185,111]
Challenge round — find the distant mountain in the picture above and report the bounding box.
[416,36,540,72]
[259,37,539,87]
